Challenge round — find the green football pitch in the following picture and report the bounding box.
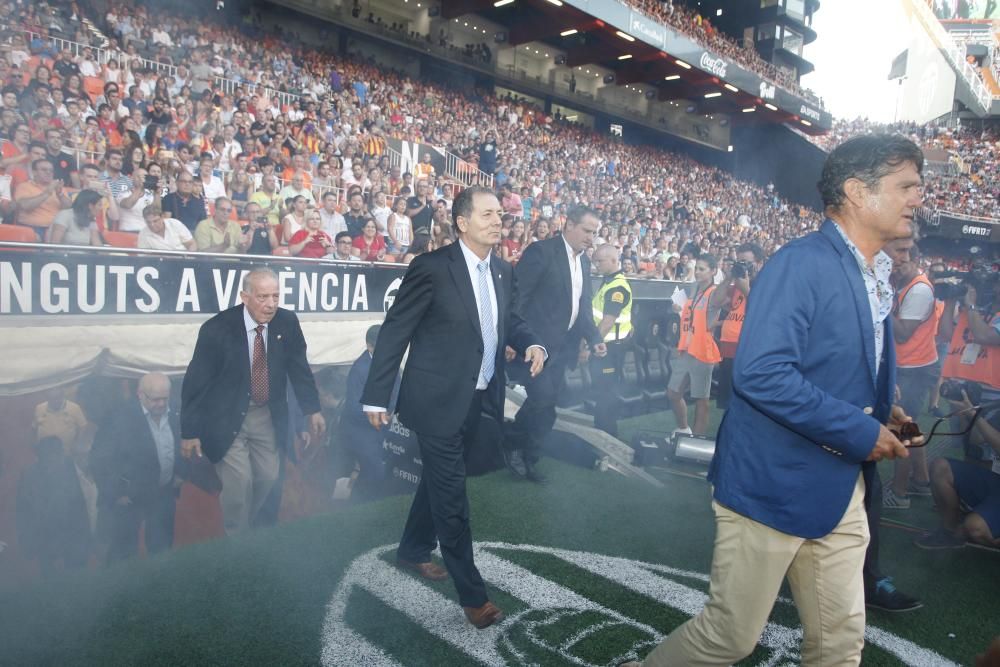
[1,410,997,666]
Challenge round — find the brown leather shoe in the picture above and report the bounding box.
[396,558,449,581]
[463,601,504,629]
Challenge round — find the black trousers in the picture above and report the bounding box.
[589,342,625,436]
[863,470,884,593]
[508,348,571,463]
[398,390,488,608]
[105,488,176,564]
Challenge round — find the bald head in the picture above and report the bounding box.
[592,243,620,276]
[138,372,171,417]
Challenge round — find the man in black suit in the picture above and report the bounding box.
[362,186,545,629]
[506,206,606,482]
[91,373,186,563]
[180,268,325,534]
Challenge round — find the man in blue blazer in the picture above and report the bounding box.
[638,136,925,666]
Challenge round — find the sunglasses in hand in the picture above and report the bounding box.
[894,405,982,448]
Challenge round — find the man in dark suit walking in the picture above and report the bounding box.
[506,207,606,482]
[362,186,545,629]
[180,268,324,534]
[91,373,186,563]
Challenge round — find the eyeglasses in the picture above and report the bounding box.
[901,405,983,448]
[217,207,233,213]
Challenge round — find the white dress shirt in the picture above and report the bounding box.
[243,306,269,370]
[458,239,499,389]
[142,406,175,487]
[563,236,583,330]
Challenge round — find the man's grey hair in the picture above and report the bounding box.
[242,267,279,294]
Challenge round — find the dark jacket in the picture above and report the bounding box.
[362,241,541,438]
[90,398,186,508]
[181,305,321,463]
[513,235,602,358]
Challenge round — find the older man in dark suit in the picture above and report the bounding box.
[505,206,606,482]
[362,186,545,629]
[91,373,186,563]
[180,268,324,534]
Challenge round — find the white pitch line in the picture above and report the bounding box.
[353,547,508,665]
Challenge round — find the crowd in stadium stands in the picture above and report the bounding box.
[623,0,822,106]
[812,118,1000,221]
[0,0,826,276]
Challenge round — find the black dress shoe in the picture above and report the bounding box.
[507,448,528,478]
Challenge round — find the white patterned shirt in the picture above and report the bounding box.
[832,223,893,375]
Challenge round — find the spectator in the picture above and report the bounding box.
[343,190,368,238]
[47,189,102,246]
[387,194,412,255]
[14,158,71,236]
[197,154,226,202]
[194,197,245,254]
[370,191,391,240]
[16,436,91,577]
[278,170,316,206]
[281,194,309,245]
[319,190,347,238]
[241,202,279,256]
[90,373,186,564]
[288,208,333,258]
[478,130,498,175]
[501,218,528,264]
[406,179,433,236]
[249,173,282,229]
[43,128,77,187]
[161,171,207,232]
[138,204,196,251]
[115,166,158,232]
[330,231,359,261]
[351,217,387,261]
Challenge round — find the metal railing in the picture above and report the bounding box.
[906,0,998,110]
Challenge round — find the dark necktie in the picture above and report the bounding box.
[251,324,269,404]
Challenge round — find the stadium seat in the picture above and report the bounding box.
[0,224,39,243]
[102,230,139,248]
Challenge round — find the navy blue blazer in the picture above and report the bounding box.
[709,219,895,539]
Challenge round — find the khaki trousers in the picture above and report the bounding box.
[644,474,869,667]
[215,404,279,535]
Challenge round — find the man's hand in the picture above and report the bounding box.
[181,437,203,459]
[889,404,925,448]
[367,410,390,430]
[308,412,326,441]
[867,424,910,462]
[592,342,608,358]
[505,345,516,362]
[525,345,546,377]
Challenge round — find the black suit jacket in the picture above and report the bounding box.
[513,235,602,359]
[180,305,321,463]
[90,398,186,508]
[362,241,541,438]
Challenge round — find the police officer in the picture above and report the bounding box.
[589,244,632,435]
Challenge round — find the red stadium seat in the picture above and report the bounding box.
[0,224,39,244]
[102,230,139,248]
